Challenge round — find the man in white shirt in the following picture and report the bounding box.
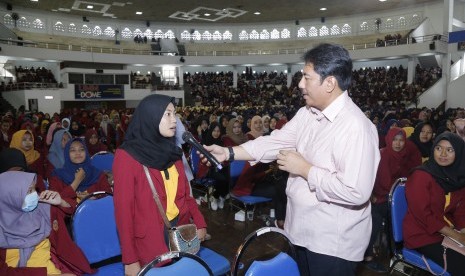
[205,43,380,275]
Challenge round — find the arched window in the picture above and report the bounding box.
[144,29,153,39]
[104,27,115,37]
[260,30,270,39]
[281,28,290,39]
[308,26,318,37]
[223,31,233,40]
[319,26,329,36]
[202,31,212,40]
[32,19,44,29]
[93,26,102,36]
[397,17,407,28]
[411,14,421,25]
[4,14,14,26]
[271,29,280,39]
[297,27,307,38]
[133,28,143,37]
[239,30,248,40]
[330,25,340,35]
[165,30,175,39]
[54,22,65,32]
[68,23,77,33]
[181,30,191,40]
[385,18,393,29]
[360,21,369,32]
[154,30,164,39]
[17,17,30,28]
[249,30,259,40]
[81,24,91,35]
[191,30,201,40]
[121,27,132,39]
[212,31,222,40]
[341,24,351,34]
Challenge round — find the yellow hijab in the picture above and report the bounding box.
[10,130,40,165]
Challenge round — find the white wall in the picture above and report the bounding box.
[447,73,465,108]
[416,78,447,108]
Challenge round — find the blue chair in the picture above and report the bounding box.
[137,251,213,276]
[189,148,216,209]
[388,178,450,275]
[71,191,124,275]
[91,151,114,172]
[231,226,299,276]
[197,246,230,276]
[229,160,272,221]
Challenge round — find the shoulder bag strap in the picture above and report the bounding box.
[143,165,171,228]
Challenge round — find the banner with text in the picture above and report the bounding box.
[75,85,124,99]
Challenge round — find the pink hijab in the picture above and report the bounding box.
[46,122,61,146]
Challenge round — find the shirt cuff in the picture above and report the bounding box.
[307,166,331,202]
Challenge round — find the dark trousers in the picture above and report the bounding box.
[365,201,388,257]
[295,245,357,276]
[417,242,465,276]
[251,171,288,220]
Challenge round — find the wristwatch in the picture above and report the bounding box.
[228,147,235,162]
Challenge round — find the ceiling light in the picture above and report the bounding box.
[320,8,327,11]
[136,11,142,15]
[204,13,210,16]
[379,0,387,2]
[254,12,261,15]
[87,5,93,9]
[31,0,39,2]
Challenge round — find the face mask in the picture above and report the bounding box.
[22,191,39,212]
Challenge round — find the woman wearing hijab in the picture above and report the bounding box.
[68,119,85,138]
[0,171,93,275]
[10,130,45,178]
[198,122,229,210]
[0,148,47,192]
[222,118,248,147]
[84,129,107,157]
[98,114,115,149]
[409,121,435,163]
[45,122,61,146]
[364,127,422,272]
[246,115,264,140]
[49,138,112,211]
[262,115,271,135]
[46,130,71,179]
[60,118,70,131]
[113,94,206,276]
[404,133,465,276]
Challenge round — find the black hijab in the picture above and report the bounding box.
[120,94,182,171]
[203,122,223,146]
[0,148,27,173]
[418,132,465,193]
[409,122,434,157]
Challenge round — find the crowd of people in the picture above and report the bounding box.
[1,43,465,275]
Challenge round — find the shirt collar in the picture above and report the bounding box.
[309,91,348,122]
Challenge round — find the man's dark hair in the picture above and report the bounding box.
[302,43,352,91]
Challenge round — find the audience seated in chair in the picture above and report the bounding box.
[0,171,93,275]
[404,133,465,276]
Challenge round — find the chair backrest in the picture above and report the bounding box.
[72,192,121,264]
[230,160,246,187]
[137,251,213,276]
[389,177,408,243]
[245,252,299,276]
[91,151,114,172]
[232,227,299,276]
[189,148,200,175]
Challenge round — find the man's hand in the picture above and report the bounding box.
[276,150,312,179]
[202,145,228,165]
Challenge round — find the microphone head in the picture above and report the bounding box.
[182,131,193,142]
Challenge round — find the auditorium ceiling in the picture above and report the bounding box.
[5,0,441,24]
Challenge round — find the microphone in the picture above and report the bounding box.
[182,131,223,170]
